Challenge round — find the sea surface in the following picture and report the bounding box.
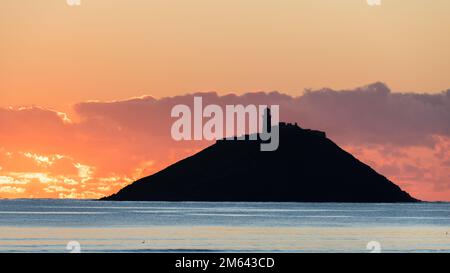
[0,199,449,253]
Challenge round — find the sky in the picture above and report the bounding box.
[1,0,449,200]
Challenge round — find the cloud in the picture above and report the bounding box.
[295,82,450,146]
[0,186,26,194]
[73,82,450,147]
[0,82,449,200]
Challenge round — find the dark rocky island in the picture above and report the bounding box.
[102,119,418,203]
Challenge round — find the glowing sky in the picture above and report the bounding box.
[1,1,449,200]
[2,0,450,110]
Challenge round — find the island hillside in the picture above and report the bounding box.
[102,120,418,202]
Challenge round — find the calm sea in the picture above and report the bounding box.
[0,199,449,253]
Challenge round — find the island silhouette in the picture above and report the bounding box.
[102,109,418,202]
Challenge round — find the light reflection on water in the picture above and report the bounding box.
[0,199,449,253]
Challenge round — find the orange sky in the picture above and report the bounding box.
[1,1,449,200]
[2,0,450,111]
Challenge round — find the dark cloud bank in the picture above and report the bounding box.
[73,82,450,147]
